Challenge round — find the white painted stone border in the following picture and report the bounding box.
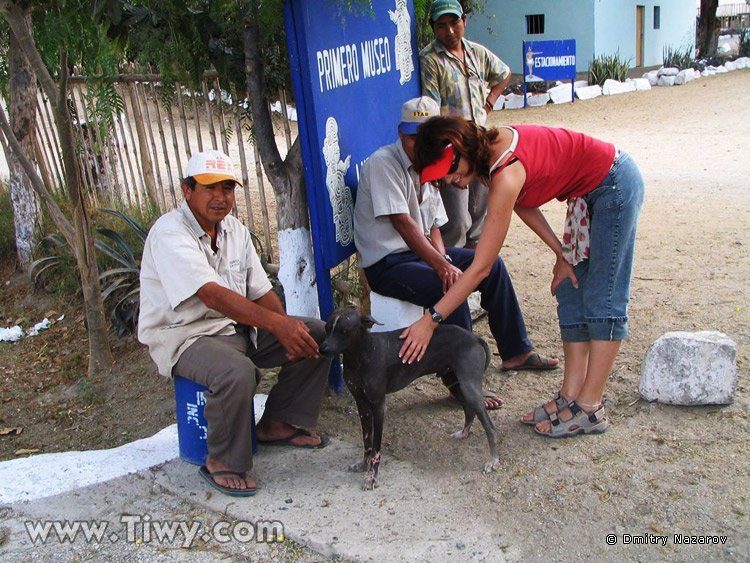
[494,58,750,110]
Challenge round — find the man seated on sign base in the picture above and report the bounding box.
[353,97,559,411]
[138,150,331,497]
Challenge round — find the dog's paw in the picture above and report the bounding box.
[362,478,378,491]
[348,459,367,472]
[451,429,470,440]
[482,458,500,474]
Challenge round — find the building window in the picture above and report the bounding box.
[526,14,545,35]
[654,6,661,29]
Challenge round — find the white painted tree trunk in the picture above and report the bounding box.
[9,168,41,268]
[8,11,42,269]
[277,227,320,318]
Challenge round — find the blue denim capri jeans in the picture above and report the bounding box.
[555,152,644,342]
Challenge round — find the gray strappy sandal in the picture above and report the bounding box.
[521,393,570,426]
[534,401,609,438]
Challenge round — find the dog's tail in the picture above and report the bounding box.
[479,337,491,372]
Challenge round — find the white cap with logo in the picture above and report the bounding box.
[185,150,242,186]
[399,96,441,135]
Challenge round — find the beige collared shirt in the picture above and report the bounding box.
[138,201,272,377]
[354,141,447,268]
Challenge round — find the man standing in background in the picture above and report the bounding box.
[420,0,511,248]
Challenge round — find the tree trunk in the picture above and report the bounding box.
[0,0,114,375]
[243,0,320,316]
[7,10,42,270]
[697,0,719,58]
[53,54,115,375]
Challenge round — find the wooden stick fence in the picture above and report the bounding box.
[1,67,295,262]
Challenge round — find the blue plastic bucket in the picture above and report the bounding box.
[173,375,257,465]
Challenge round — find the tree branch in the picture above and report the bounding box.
[243,0,284,183]
[0,0,59,103]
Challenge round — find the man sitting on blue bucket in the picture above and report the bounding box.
[139,150,331,497]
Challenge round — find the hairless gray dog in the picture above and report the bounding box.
[320,308,500,490]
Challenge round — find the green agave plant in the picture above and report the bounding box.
[588,50,632,86]
[30,209,147,336]
[663,45,693,69]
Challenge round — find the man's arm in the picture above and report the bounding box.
[196,282,319,360]
[484,76,510,113]
[477,44,511,113]
[429,226,447,256]
[419,51,442,104]
[389,213,462,292]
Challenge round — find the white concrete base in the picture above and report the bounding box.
[0,395,268,505]
[369,291,423,332]
[0,426,180,505]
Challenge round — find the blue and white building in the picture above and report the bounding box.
[467,0,697,73]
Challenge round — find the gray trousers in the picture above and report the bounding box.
[439,178,489,248]
[174,318,330,473]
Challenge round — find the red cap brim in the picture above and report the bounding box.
[420,144,455,184]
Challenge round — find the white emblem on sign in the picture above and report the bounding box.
[389,0,414,85]
[322,117,354,246]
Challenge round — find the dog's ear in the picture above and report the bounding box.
[360,314,382,329]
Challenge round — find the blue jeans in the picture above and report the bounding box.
[365,247,533,360]
[555,152,644,342]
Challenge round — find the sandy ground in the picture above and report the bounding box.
[1,70,747,562]
[317,69,750,561]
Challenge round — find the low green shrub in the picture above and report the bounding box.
[663,45,693,69]
[588,50,632,86]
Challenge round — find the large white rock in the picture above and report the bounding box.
[627,78,652,91]
[602,79,628,95]
[716,65,729,73]
[527,93,550,107]
[674,69,691,85]
[574,80,589,89]
[639,331,738,405]
[548,83,574,104]
[724,61,737,71]
[657,75,676,86]
[735,57,749,69]
[492,95,505,110]
[658,66,680,76]
[643,70,659,85]
[621,81,637,93]
[575,84,603,100]
[504,93,525,109]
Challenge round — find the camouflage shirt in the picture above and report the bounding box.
[420,38,510,125]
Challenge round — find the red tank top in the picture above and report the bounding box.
[504,125,615,208]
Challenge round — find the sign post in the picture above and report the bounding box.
[284,0,420,390]
[522,39,577,107]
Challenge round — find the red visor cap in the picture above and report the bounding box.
[420,144,456,183]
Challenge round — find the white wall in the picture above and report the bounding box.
[466,0,696,73]
[468,0,595,74]
[594,0,696,68]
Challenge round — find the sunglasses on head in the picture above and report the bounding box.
[447,144,461,174]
